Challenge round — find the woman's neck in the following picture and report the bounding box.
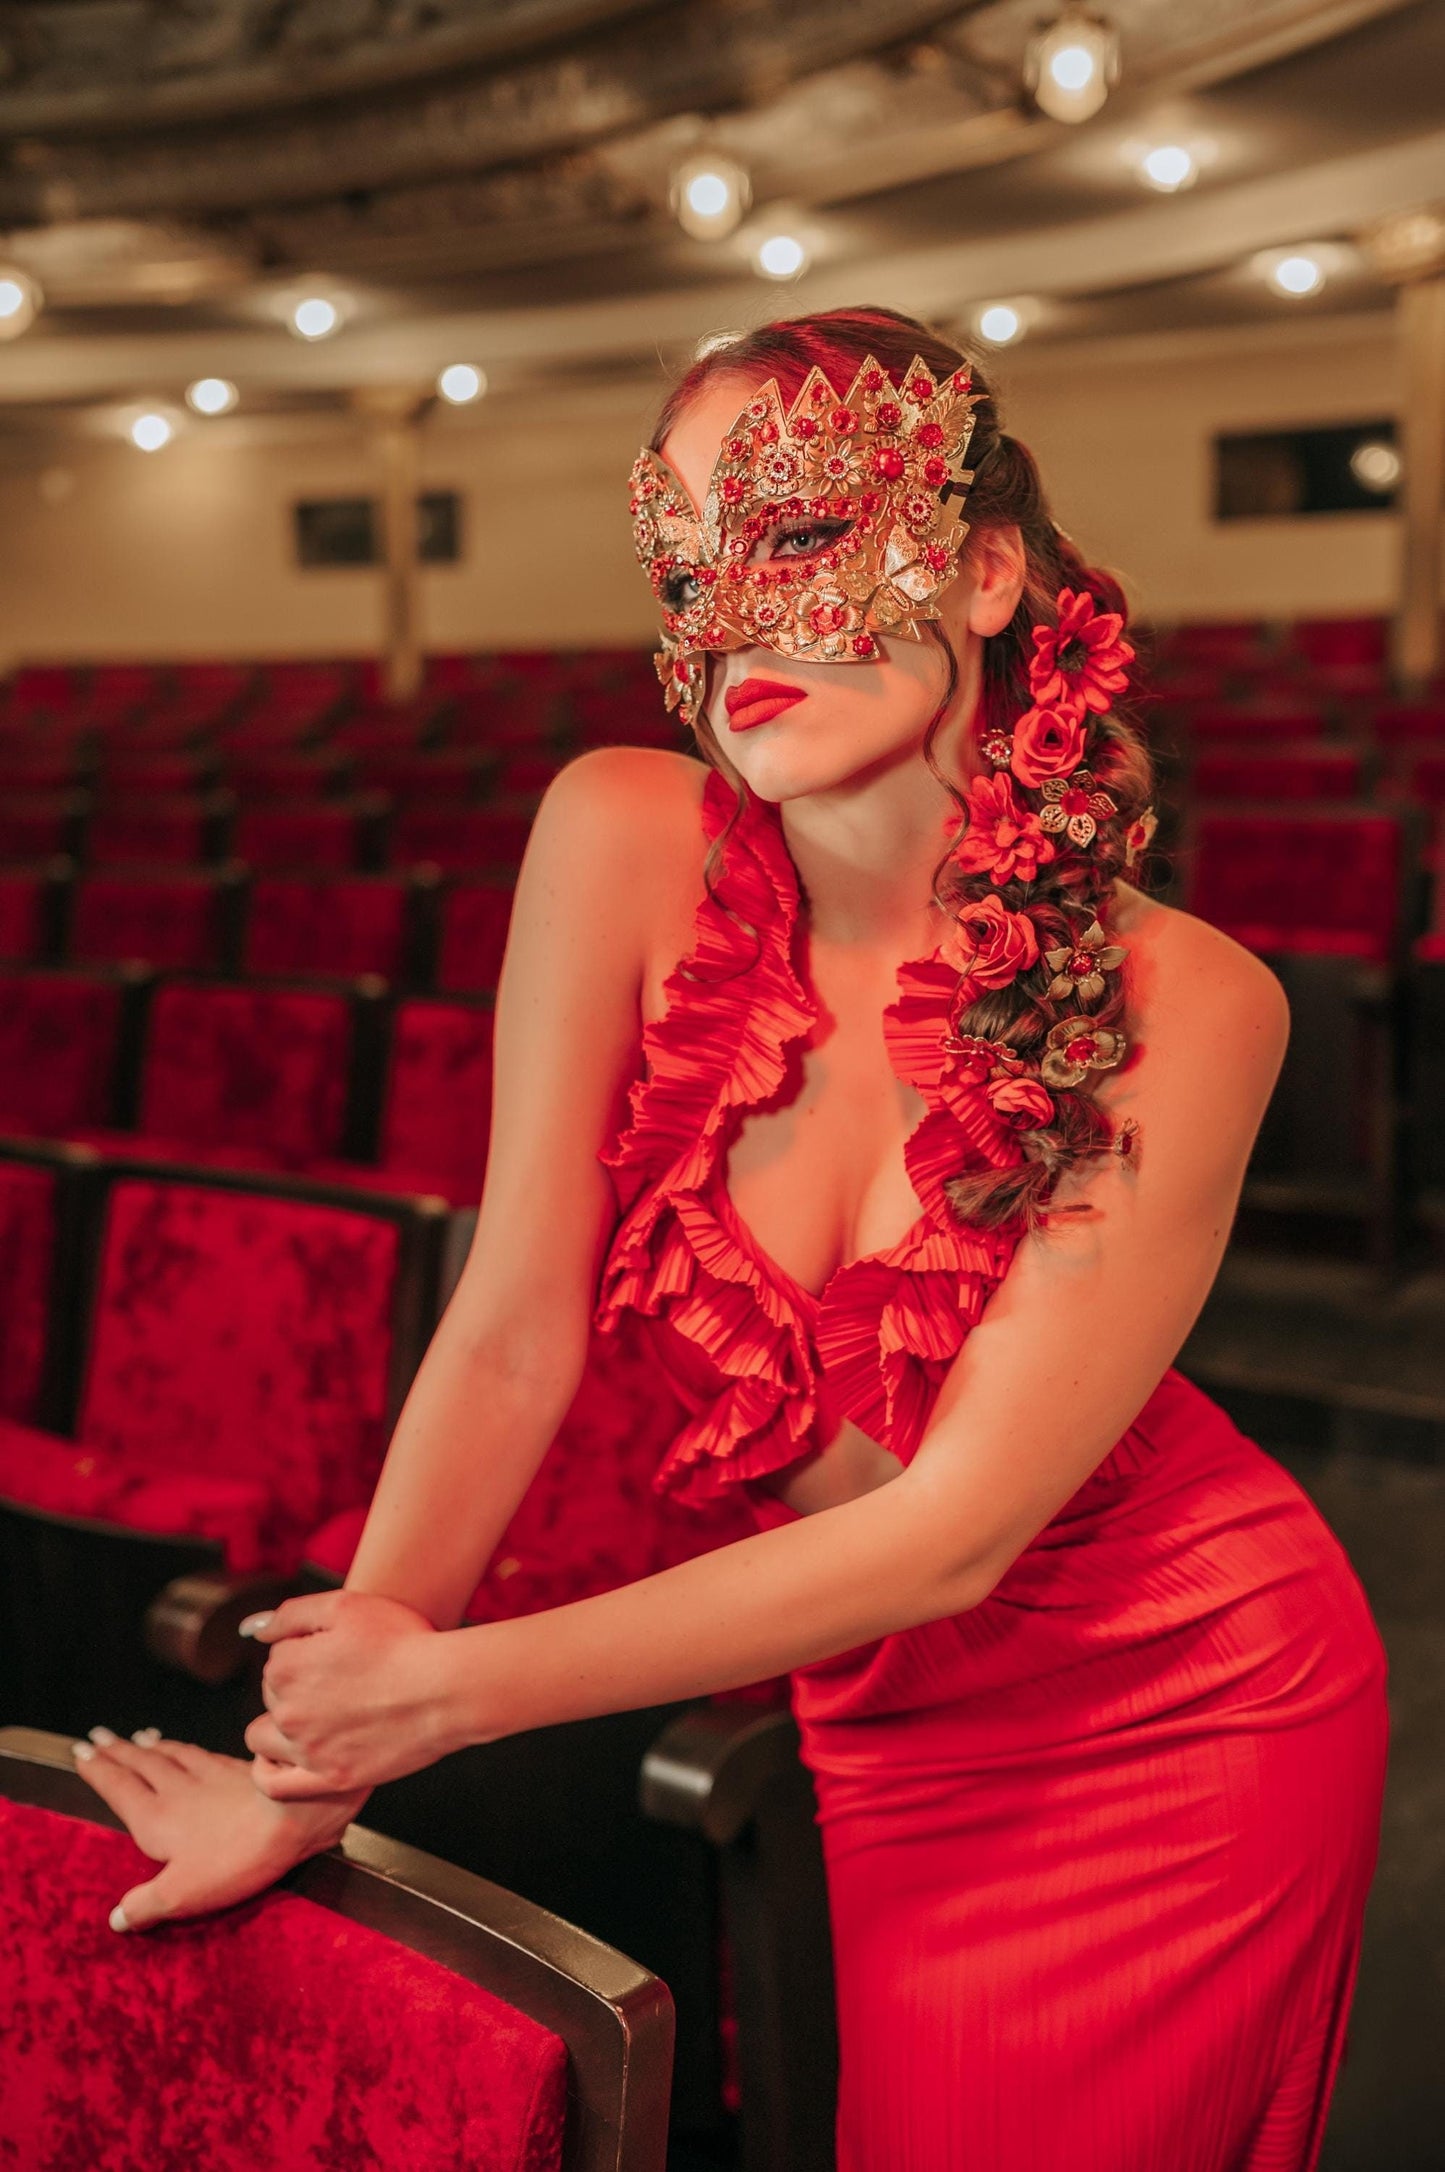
[777,758,960,953]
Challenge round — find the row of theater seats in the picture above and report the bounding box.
[0,862,513,989]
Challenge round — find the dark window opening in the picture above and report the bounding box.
[1213,421,1399,521]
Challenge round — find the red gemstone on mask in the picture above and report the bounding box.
[696,565,717,586]
[951,369,972,393]
[874,447,906,481]
[917,422,945,449]
[757,421,778,445]
[721,476,745,504]
[875,402,902,430]
[925,543,951,571]
[909,374,935,401]
[810,603,848,635]
[923,456,948,488]
[810,497,831,519]
[852,632,877,657]
[795,416,819,439]
[830,406,859,433]
[863,368,884,391]
[1065,1036,1098,1064]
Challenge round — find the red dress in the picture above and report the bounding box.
[595,768,1389,2171]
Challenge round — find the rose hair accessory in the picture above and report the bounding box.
[931,583,1144,1200]
[629,354,984,725]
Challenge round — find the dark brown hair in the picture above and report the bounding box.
[650,305,1155,1230]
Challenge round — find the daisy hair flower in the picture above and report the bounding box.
[1028,587,1135,720]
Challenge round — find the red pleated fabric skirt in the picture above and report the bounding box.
[751,1370,1389,2171]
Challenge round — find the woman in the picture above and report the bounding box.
[75,307,1388,2171]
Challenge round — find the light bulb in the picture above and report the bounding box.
[1140,144,1196,192]
[0,266,41,340]
[1350,441,1400,492]
[437,363,486,405]
[672,155,751,241]
[756,232,808,280]
[1270,253,1324,297]
[1025,9,1120,124]
[187,377,237,416]
[976,302,1023,345]
[292,295,340,340]
[130,413,173,452]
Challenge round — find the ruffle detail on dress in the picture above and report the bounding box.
[594,768,1023,1504]
[601,767,813,1209]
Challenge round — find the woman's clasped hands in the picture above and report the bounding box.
[243,1587,463,1799]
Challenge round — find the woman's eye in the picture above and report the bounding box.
[661,568,702,610]
[769,519,852,559]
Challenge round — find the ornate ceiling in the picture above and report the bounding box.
[0,0,1438,410]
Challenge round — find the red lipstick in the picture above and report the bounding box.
[724,677,806,731]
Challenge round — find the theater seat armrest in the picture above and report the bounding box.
[143,1571,300,1685]
[639,1700,801,1846]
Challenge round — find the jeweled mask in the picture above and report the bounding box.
[629,352,984,727]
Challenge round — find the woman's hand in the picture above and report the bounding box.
[71,1728,368,1932]
[242,1588,462,1799]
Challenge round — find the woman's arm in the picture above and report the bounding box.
[335,747,702,1630]
[249,908,1291,1793]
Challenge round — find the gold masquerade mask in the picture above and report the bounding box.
[629,353,984,727]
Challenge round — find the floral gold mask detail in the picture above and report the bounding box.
[629,353,984,725]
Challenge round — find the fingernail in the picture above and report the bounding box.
[131,1728,161,1746]
[88,1726,117,1746]
[109,1904,130,1934]
[238,1613,273,1639]
[72,1741,96,1763]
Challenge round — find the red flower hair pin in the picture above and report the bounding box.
[1028,587,1134,719]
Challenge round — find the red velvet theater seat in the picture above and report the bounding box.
[69,867,238,973]
[226,748,352,798]
[86,792,228,867]
[0,1166,444,1579]
[0,966,139,1136]
[97,753,213,795]
[0,788,88,859]
[0,1160,58,1426]
[308,995,495,1206]
[233,797,381,872]
[0,864,62,963]
[355,750,489,801]
[1187,807,1403,963]
[0,749,83,791]
[242,872,420,982]
[392,800,537,871]
[0,1731,672,2172]
[68,978,366,1174]
[1191,746,1365,802]
[1289,615,1389,671]
[437,875,516,992]
[1188,705,1327,746]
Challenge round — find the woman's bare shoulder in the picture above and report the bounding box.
[535,745,708,883]
[1111,880,1290,1066]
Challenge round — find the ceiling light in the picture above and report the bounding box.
[0,265,41,340]
[186,376,237,416]
[1140,144,1196,193]
[1269,252,1325,297]
[976,302,1024,346]
[130,413,173,453]
[755,232,808,281]
[672,154,752,241]
[1024,7,1120,124]
[291,295,341,340]
[1350,440,1401,493]
[437,363,487,405]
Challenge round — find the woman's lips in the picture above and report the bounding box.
[724,678,806,731]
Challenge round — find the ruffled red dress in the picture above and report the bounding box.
[595,768,1389,2172]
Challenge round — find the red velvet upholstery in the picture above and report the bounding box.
[1372,702,1445,748]
[357,752,486,799]
[0,1162,55,1424]
[131,981,353,1164]
[1406,755,1445,806]
[98,756,210,794]
[378,997,493,1201]
[0,791,82,859]
[227,751,350,798]
[1191,747,1364,801]
[0,870,47,962]
[87,795,216,866]
[235,802,369,871]
[0,969,126,1132]
[3,1175,406,1571]
[496,754,561,795]
[1155,620,1268,667]
[70,871,229,972]
[307,1314,754,1620]
[437,878,516,992]
[1289,615,1388,669]
[1189,706,1326,744]
[1189,810,1403,963]
[392,803,535,871]
[0,752,80,791]
[0,1799,567,2172]
[243,874,412,981]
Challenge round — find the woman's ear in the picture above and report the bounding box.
[964,524,1027,638]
